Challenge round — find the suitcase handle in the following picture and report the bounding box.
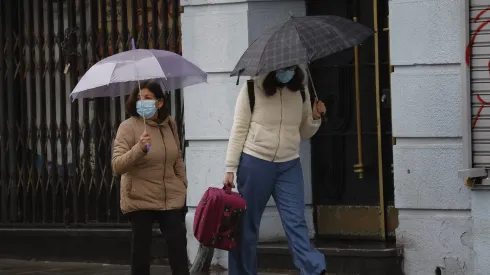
[223,185,232,194]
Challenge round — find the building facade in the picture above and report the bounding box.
[0,0,489,274]
[181,0,488,274]
[390,0,473,274]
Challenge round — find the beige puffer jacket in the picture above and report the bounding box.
[112,116,186,214]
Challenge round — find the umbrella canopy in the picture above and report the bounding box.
[70,49,207,100]
[231,15,373,77]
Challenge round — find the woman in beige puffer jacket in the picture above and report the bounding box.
[112,81,189,275]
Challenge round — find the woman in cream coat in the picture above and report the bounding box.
[223,66,327,275]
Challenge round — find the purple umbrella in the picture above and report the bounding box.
[70,39,207,152]
[70,41,207,100]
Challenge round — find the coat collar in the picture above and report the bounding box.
[133,116,170,128]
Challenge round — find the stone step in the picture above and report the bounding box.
[0,228,403,274]
[0,259,341,275]
[257,241,403,275]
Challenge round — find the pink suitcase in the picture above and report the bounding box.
[193,185,246,251]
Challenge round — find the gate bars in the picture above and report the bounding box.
[0,0,182,226]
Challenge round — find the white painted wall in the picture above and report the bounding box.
[180,0,310,268]
[390,0,473,274]
[181,0,481,273]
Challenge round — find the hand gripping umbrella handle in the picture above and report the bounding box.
[306,65,326,123]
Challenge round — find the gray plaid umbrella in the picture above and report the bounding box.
[230,15,373,77]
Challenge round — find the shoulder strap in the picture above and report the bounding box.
[248,80,305,112]
[247,79,255,113]
[168,116,181,151]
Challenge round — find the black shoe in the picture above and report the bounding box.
[320,270,327,275]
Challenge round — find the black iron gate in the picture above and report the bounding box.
[0,0,182,227]
[307,0,396,240]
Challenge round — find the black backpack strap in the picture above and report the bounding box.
[168,117,175,135]
[248,81,305,112]
[247,79,255,113]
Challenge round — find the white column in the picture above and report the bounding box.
[181,0,307,269]
[390,0,472,274]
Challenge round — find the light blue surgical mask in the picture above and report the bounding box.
[136,100,157,119]
[275,69,295,84]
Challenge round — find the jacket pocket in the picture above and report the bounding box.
[253,126,261,142]
[127,178,141,200]
[251,124,266,143]
[250,124,275,150]
[122,175,133,194]
[120,175,131,191]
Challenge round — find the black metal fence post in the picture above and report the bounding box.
[47,0,59,223]
[90,0,102,223]
[27,0,38,224]
[18,0,28,224]
[79,0,91,225]
[37,0,49,224]
[0,0,7,223]
[67,0,79,226]
[162,0,169,50]
[110,0,122,223]
[6,0,19,222]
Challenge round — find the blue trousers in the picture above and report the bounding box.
[228,153,326,275]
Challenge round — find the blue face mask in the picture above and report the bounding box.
[275,69,295,84]
[136,100,157,119]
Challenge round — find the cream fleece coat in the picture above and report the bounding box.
[225,77,321,173]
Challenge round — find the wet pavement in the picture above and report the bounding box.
[0,259,302,275]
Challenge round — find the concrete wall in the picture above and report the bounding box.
[390,0,473,274]
[471,191,490,275]
[180,0,479,273]
[180,0,309,268]
[465,0,490,272]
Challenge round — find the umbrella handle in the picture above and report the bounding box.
[306,64,327,123]
[146,143,150,153]
[131,38,136,50]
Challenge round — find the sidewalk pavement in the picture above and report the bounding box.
[0,259,309,275]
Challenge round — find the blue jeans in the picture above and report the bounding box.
[228,153,326,275]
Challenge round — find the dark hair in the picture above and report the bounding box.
[125,81,169,120]
[262,67,305,96]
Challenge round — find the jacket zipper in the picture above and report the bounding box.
[272,90,283,161]
[158,127,168,209]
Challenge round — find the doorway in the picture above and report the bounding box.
[306,0,397,240]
